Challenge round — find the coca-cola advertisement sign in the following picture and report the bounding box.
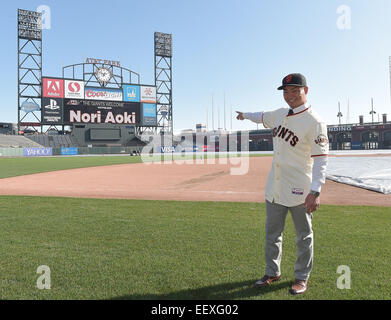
[84,87,122,101]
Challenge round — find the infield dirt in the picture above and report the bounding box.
[0,156,390,206]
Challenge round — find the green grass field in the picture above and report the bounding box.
[0,196,390,300]
[0,155,389,300]
[0,153,272,179]
[0,155,142,179]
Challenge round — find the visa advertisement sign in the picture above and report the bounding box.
[158,146,177,153]
[123,85,140,102]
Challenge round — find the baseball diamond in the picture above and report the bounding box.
[0,155,389,206]
[1,3,391,306]
[0,154,390,302]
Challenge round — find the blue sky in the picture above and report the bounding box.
[2,0,391,132]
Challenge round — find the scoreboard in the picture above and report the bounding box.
[41,77,157,127]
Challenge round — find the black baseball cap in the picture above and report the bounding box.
[277,73,307,90]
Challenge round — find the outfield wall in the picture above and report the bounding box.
[2,147,391,158]
[0,148,24,157]
[0,146,143,157]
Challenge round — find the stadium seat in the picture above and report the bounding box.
[0,134,44,148]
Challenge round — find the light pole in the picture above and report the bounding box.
[337,101,343,125]
[369,98,376,124]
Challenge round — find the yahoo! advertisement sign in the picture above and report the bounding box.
[24,148,53,157]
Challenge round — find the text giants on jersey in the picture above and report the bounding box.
[273,125,299,147]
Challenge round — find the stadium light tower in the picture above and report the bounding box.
[369,98,376,124]
[230,104,233,132]
[224,92,226,131]
[17,9,43,133]
[337,101,343,125]
[211,95,214,131]
[154,32,172,134]
[389,57,391,104]
[346,98,350,124]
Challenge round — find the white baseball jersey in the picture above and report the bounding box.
[245,102,329,207]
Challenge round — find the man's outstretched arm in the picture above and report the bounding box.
[236,111,264,123]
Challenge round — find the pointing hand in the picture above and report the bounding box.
[236,111,244,120]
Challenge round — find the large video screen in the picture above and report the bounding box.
[41,77,157,126]
[63,99,140,125]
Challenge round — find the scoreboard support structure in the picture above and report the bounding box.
[153,32,173,135]
[17,9,43,133]
[16,9,173,136]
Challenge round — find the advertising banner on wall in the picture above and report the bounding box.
[158,146,177,153]
[24,148,53,157]
[140,86,156,103]
[41,97,63,124]
[43,78,64,98]
[84,87,123,101]
[351,142,363,150]
[123,85,140,102]
[40,75,158,127]
[63,99,140,125]
[61,147,78,155]
[141,103,157,126]
[65,80,84,99]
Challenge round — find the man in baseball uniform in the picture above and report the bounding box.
[236,73,329,295]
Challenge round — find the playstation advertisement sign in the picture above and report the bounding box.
[41,97,63,124]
